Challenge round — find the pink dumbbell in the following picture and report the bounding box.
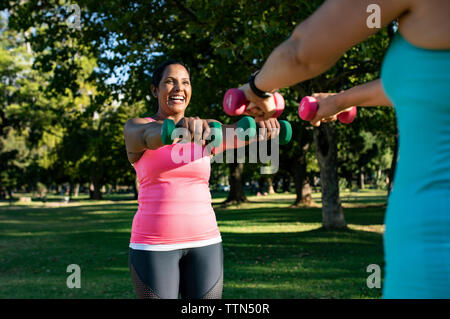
[298,96,357,124]
[223,88,285,118]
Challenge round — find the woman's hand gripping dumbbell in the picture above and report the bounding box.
[222,88,292,144]
[223,88,285,118]
[161,116,291,156]
[235,116,292,145]
[161,117,223,148]
[299,95,357,124]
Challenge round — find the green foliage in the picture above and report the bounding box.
[2,0,396,193]
[0,15,58,194]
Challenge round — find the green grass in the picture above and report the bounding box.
[0,190,387,299]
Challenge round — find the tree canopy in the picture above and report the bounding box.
[2,1,396,227]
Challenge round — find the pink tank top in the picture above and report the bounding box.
[130,117,221,245]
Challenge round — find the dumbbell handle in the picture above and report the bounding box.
[298,96,357,124]
[161,119,223,147]
[223,88,285,118]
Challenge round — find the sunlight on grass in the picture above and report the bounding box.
[219,224,321,233]
[0,190,386,299]
[212,189,387,208]
[348,224,385,234]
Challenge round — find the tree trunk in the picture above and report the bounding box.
[302,182,312,205]
[359,168,365,189]
[314,124,347,229]
[257,176,265,194]
[346,174,353,191]
[89,179,103,200]
[224,163,247,204]
[266,176,275,194]
[69,183,80,198]
[7,187,13,201]
[292,156,312,206]
[292,127,313,206]
[73,183,80,197]
[376,168,382,188]
[282,175,291,193]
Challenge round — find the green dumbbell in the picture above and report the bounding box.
[236,116,292,145]
[161,119,223,148]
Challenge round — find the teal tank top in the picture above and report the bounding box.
[381,33,450,298]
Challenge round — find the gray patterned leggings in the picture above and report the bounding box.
[129,242,223,299]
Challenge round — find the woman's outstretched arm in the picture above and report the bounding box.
[240,0,409,118]
[308,79,393,126]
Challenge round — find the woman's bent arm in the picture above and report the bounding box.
[123,118,163,163]
[253,0,410,92]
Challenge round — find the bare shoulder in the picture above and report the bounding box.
[123,117,152,132]
[399,0,450,49]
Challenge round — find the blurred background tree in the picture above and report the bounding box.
[1,1,396,228]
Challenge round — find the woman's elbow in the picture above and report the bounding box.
[284,25,310,68]
[288,26,338,78]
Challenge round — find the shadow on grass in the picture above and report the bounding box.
[220,228,383,298]
[0,199,385,298]
[214,206,385,226]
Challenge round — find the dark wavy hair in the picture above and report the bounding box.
[151,60,191,87]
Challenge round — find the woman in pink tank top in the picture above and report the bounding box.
[123,60,281,299]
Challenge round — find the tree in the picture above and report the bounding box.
[4,1,396,229]
[3,3,148,199]
[226,162,247,204]
[0,14,58,198]
[314,123,346,229]
[304,28,393,228]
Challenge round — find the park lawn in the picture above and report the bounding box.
[0,190,386,299]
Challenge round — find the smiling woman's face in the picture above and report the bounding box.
[152,63,192,116]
